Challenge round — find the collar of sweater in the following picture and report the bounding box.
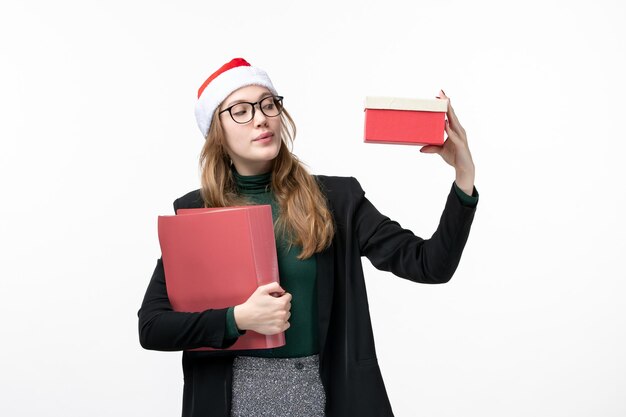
[232,167,272,195]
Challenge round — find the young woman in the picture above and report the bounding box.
[138,58,479,417]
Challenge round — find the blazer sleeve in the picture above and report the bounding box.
[137,198,240,351]
[354,179,477,284]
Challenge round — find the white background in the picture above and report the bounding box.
[1,0,625,416]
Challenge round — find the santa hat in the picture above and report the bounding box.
[194,58,278,138]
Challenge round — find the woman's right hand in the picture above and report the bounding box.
[233,282,291,335]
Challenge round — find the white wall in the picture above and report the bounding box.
[1,0,624,416]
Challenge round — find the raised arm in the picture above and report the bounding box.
[356,180,477,284]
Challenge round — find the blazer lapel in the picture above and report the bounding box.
[316,244,334,365]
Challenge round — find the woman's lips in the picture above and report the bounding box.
[253,132,273,142]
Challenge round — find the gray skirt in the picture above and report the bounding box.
[230,354,326,417]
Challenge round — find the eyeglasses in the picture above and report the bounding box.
[219,95,284,124]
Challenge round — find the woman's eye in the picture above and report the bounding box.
[233,110,248,116]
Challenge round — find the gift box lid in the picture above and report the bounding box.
[365,96,448,112]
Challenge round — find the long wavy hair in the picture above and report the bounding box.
[198,106,335,260]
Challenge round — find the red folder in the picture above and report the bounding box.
[158,205,285,351]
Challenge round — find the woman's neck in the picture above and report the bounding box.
[231,160,272,176]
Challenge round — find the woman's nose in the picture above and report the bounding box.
[253,105,268,126]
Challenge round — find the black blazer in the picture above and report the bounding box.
[138,176,477,417]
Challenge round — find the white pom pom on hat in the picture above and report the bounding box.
[194,58,278,138]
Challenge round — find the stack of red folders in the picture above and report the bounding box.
[158,205,285,351]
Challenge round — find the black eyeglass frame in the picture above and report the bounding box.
[218,95,284,124]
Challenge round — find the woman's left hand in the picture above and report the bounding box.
[420,90,475,195]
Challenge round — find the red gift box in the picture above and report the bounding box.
[364,96,448,146]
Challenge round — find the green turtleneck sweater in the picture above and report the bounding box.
[225,170,320,358]
[225,170,479,358]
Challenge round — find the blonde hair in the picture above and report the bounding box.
[199,107,335,259]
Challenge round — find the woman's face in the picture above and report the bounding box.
[219,85,282,176]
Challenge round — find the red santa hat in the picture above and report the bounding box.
[194,58,278,137]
